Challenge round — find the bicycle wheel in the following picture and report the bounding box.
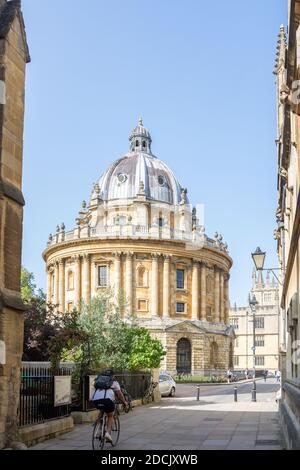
[111,414,120,446]
[142,391,151,405]
[92,417,105,450]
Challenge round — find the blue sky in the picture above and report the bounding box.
[21,0,286,306]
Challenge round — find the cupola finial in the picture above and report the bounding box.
[129,117,152,154]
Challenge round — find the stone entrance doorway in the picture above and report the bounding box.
[176,338,191,373]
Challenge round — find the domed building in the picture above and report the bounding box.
[43,119,234,375]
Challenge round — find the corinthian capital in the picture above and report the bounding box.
[47,264,54,273]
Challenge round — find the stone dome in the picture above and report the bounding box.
[94,119,186,205]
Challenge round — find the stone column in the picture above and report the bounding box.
[82,253,90,304]
[192,261,199,320]
[200,262,206,320]
[163,255,170,318]
[220,270,224,323]
[73,254,81,306]
[151,254,159,317]
[54,261,59,308]
[47,266,52,304]
[224,275,229,325]
[58,259,65,311]
[214,267,220,322]
[125,252,133,314]
[91,260,97,298]
[114,252,121,298]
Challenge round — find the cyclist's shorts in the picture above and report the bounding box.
[93,398,115,413]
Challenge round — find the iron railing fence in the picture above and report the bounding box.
[19,363,152,421]
[19,365,72,427]
[81,371,152,412]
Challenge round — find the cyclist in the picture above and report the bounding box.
[92,369,128,444]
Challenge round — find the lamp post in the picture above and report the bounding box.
[251,247,282,285]
[249,293,258,402]
[251,247,266,271]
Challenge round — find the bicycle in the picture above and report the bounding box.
[92,404,120,450]
[118,384,134,413]
[142,381,158,405]
[116,398,133,414]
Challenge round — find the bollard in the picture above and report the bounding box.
[252,388,257,402]
[197,385,200,401]
[234,386,237,402]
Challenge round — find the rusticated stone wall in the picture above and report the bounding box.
[0,1,30,449]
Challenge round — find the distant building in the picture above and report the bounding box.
[229,270,279,372]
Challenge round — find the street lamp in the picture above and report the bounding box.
[249,293,258,402]
[251,247,266,271]
[251,247,282,285]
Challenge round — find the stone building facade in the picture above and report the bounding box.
[274,0,300,449]
[43,119,235,375]
[0,0,30,449]
[229,270,279,372]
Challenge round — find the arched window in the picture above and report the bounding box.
[67,270,74,290]
[142,140,146,148]
[136,140,139,147]
[137,266,148,287]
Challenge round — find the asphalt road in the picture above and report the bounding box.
[170,378,280,401]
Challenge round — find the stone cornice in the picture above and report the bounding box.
[43,237,232,272]
[0,179,25,205]
[0,288,26,312]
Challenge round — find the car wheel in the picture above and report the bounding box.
[169,387,175,397]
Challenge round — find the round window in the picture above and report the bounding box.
[158,175,165,186]
[117,173,127,183]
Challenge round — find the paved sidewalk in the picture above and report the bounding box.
[31,380,283,451]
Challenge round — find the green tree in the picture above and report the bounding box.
[21,267,37,303]
[69,290,133,371]
[128,328,166,370]
[58,290,165,372]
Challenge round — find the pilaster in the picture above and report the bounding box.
[58,258,65,311]
[192,261,199,320]
[163,255,170,318]
[151,253,159,317]
[82,253,90,304]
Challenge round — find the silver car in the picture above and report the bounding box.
[159,373,176,397]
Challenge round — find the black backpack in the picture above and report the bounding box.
[94,372,114,391]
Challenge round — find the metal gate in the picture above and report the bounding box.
[176,338,191,373]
